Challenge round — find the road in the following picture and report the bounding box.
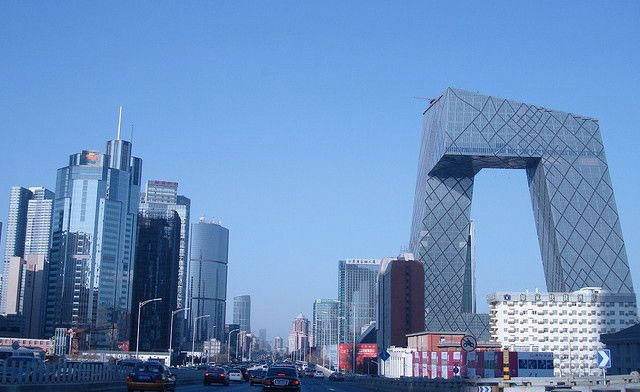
[169,378,370,392]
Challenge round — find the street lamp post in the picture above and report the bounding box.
[227,328,240,363]
[191,314,210,366]
[136,297,162,359]
[169,307,189,365]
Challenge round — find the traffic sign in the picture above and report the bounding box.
[477,387,492,392]
[461,335,477,352]
[597,349,611,369]
[378,350,390,361]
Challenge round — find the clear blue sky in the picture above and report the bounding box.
[1,1,638,340]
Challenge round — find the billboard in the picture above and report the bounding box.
[338,344,377,373]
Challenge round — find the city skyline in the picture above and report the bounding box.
[1,1,639,340]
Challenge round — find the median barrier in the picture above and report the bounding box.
[344,375,466,392]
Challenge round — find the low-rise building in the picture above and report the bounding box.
[600,323,640,375]
[488,287,638,377]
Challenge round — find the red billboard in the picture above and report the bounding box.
[338,344,377,373]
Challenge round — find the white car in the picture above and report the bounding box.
[228,369,244,382]
[315,370,324,378]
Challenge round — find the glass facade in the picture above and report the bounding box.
[129,211,180,352]
[312,299,339,348]
[409,88,636,339]
[139,180,191,309]
[188,221,228,343]
[338,259,380,344]
[233,295,251,333]
[46,140,142,349]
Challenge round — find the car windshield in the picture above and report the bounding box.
[229,368,240,373]
[267,367,297,377]
[249,370,263,376]
[208,367,224,372]
[135,364,163,373]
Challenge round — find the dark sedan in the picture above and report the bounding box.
[262,367,300,391]
[249,369,266,386]
[126,361,176,392]
[204,366,229,386]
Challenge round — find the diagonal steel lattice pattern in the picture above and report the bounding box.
[409,88,635,340]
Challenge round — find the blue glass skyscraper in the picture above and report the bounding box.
[410,88,636,339]
[45,131,142,349]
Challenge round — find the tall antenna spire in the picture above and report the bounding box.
[116,106,123,140]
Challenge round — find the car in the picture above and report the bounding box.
[328,372,345,381]
[240,367,250,381]
[314,370,324,378]
[249,369,266,386]
[228,368,244,382]
[262,366,301,391]
[303,368,315,377]
[126,361,176,392]
[204,366,229,386]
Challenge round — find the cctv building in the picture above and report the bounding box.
[409,88,636,340]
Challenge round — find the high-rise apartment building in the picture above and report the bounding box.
[129,210,181,352]
[338,259,381,344]
[288,313,310,360]
[45,132,142,349]
[2,186,53,314]
[139,180,191,309]
[488,287,638,376]
[233,295,251,333]
[188,219,229,343]
[312,299,339,348]
[377,253,425,352]
[273,336,284,354]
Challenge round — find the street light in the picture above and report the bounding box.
[227,328,240,363]
[136,297,162,359]
[169,307,189,365]
[191,314,210,366]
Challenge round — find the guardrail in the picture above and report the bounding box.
[0,362,204,391]
[344,375,466,392]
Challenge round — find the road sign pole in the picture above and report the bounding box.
[602,367,606,385]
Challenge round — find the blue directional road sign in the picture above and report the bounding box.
[379,350,390,361]
[596,349,611,369]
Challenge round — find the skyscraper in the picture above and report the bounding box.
[377,253,424,352]
[288,313,310,361]
[338,259,381,344]
[139,180,191,309]
[45,126,142,349]
[188,219,229,344]
[409,88,636,339]
[1,186,53,314]
[129,210,181,352]
[273,336,284,354]
[233,295,251,333]
[312,299,339,348]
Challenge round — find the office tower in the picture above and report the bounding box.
[258,328,267,347]
[377,253,424,352]
[233,295,251,333]
[139,180,191,309]
[288,313,310,361]
[2,187,53,314]
[45,127,142,349]
[129,210,181,352]
[338,259,381,344]
[188,219,229,344]
[410,88,637,340]
[488,287,638,377]
[274,336,284,353]
[312,299,339,348]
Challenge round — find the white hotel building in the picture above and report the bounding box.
[488,287,637,377]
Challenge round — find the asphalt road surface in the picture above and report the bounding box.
[170,378,371,392]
